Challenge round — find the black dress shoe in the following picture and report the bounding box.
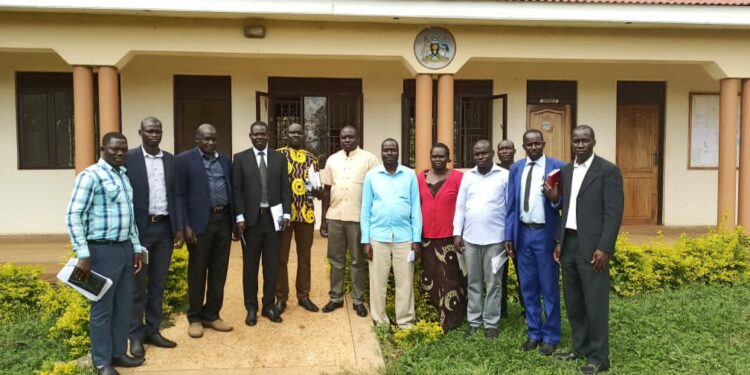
[261,308,283,323]
[97,365,120,375]
[540,343,556,356]
[129,339,144,358]
[111,354,145,368]
[464,326,481,338]
[353,303,368,317]
[321,301,344,313]
[245,310,257,326]
[555,351,585,361]
[274,299,287,315]
[521,339,540,351]
[580,363,609,374]
[145,332,177,348]
[298,297,319,312]
[485,328,499,339]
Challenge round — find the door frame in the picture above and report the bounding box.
[616,81,666,225]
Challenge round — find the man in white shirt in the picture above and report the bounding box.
[551,125,624,375]
[453,139,509,340]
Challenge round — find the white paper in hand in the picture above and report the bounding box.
[307,164,321,190]
[407,250,416,262]
[57,258,113,302]
[491,250,509,275]
[270,204,284,231]
[457,253,468,277]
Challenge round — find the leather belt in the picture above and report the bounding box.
[88,240,129,245]
[148,214,168,223]
[521,222,544,230]
[260,207,270,215]
[210,206,228,214]
[565,228,578,236]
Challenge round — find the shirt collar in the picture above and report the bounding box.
[196,147,218,160]
[342,147,360,157]
[525,154,546,166]
[470,163,503,176]
[574,153,595,169]
[253,146,268,156]
[141,146,163,158]
[97,158,127,174]
[377,163,405,175]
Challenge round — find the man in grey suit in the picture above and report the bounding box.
[550,125,624,375]
[125,117,182,358]
[233,121,292,326]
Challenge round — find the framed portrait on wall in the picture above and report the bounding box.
[688,93,740,169]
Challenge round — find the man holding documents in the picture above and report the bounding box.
[453,139,509,340]
[274,123,322,314]
[65,132,145,375]
[233,121,291,326]
[125,117,180,358]
[504,129,566,355]
[361,138,421,329]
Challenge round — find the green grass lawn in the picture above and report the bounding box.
[382,283,750,374]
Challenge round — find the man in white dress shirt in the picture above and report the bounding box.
[453,139,509,340]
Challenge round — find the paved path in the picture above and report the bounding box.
[0,235,384,374]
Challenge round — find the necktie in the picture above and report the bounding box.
[523,161,535,212]
[259,151,269,204]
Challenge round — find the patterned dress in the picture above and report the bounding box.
[277,146,319,224]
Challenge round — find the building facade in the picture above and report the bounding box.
[1,0,750,234]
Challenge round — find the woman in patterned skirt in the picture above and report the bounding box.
[417,143,467,331]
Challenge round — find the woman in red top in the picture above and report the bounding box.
[417,143,466,331]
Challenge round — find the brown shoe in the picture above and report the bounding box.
[188,322,203,338]
[202,318,233,332]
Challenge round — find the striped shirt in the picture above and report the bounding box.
[66,158,143,258]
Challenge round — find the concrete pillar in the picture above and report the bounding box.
[739,79,750,230]
[415,74,433,172]
[73,66,95,173]
[98,66,120,136]
[718,78,739,227]
[437,74,455,168]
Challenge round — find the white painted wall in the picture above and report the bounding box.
[0,54,729,234]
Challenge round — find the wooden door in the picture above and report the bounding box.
[174,75,232,156]
[617,104,660,224]
[526,104,571,162]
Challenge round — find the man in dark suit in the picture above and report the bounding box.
[125,117,181,357]
[175,123,235,339]
[505,130,566,356]
[233,121,291,326]
[551,125,624,375]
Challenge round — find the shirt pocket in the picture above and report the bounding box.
[102,181,122,202]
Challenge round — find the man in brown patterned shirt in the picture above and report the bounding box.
[275,123,321,313]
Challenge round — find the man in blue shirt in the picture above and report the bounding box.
[361,138,422,328]
[66,132,145,375]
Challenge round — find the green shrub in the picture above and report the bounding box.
[35,360,93,375]
[162,246,189,317]
[43,286,91,358]
[392,320,443,351]
[611,226,750,297]
[0,264,53,322]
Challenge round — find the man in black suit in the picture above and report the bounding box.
[125,117,181,357]
[233,121,291,326]
[550,125,624,375]
[175,123,235,338]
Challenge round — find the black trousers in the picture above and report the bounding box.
[130,220,173,340]
[561,231,610,368]
[186,212,232,323]
[241,212,281,312]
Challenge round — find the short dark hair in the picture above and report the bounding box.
[102,132,127,146]
[523,129,544,142]
[382,138,399,148]
[140,116,162,129]
[574,124,596,139]
[341,125,358,136]
[474,139,491,149]
[431,142,450,155]
[251,121,268,132]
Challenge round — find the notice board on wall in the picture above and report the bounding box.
[689,93,740,169]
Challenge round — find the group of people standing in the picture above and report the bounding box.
[65,115,622,375]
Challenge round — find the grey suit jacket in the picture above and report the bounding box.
[556,155,624,259]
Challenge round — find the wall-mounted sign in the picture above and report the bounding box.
[414,27,456,70]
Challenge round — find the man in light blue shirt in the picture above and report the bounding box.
[453,139,509,339]
[361,138,422,328]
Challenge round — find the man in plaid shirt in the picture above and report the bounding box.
[66,132,144,375]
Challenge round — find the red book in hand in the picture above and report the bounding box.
[547,168,561,187]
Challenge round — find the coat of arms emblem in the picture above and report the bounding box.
[414,27,456,69]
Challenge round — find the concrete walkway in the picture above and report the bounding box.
[0,235,384,374]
